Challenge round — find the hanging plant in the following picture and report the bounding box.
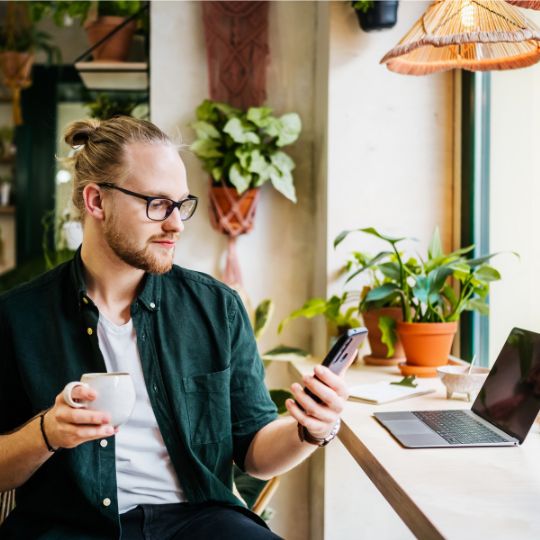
[191,99,301,203]
[352,1,399,32]
[190,99,302,286]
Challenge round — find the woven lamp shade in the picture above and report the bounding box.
[381,0,540,75]
[506,1,540,9]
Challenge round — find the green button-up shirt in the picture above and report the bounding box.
[0,252,277,539]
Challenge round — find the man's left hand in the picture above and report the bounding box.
[285,365,349,440]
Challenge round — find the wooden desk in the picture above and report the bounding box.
[290,358,540,540]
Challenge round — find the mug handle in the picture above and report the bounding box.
[62,381,90,408]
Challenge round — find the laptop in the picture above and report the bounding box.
[374,328,540,448]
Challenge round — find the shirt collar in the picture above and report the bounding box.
[70,248,162,313]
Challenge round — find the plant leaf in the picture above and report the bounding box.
[247,106,274,127]
[223,118,260,144]
[229,163,252,194]
[276,113,302,146]
[190,139,223,159]
[474,265,501,282]
[191,120,220,140]
[269,165,297,203]
[269,389,294,414]
[378,315,397,358]
[428,227,443,259]
[390,376,418,388]
[254,299,274,339]
[365,283,399,303]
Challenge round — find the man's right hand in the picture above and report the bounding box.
[43,385,117,450]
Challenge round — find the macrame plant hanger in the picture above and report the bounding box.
[201,1,269,289]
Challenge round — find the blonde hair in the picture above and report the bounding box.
[63,116,171,217]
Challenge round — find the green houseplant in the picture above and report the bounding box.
[190,99,301,203]
[278,292,362,338]
[336,242,408,364]
[336,226,509,376]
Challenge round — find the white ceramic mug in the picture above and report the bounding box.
[63,372,136,427]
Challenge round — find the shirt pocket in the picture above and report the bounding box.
[182,367,231,445]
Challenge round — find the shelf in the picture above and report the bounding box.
[0,206,15,215]
[75,61,148,91]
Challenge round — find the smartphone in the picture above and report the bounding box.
[302,327,368,405]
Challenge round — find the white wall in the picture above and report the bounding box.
[489,10,540,362]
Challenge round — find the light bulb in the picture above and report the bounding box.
[461,1,476,28]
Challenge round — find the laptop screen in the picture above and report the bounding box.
[472,327,540,443]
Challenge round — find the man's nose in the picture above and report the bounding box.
[162,207,184,233]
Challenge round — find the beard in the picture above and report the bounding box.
[103,215,176,274]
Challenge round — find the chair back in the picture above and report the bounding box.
[0,490,15,525]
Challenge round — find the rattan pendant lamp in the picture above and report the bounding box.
[381,0,540,75]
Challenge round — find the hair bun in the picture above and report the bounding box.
[64,119,101,147]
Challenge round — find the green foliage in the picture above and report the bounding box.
[378,315,397,358]
[28,1,143,25]
[352,1,374,13]
[0,26,60,63]
[278,292,362,334]
[336,226,515,324]
[28,1,92,26]
[190,99,302,203]
[253,299,274,340]
[390,376,418,388]
[98,1,142,18]
[85,93,141,120]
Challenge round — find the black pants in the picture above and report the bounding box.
[120,502,284,540]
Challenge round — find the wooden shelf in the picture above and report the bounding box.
[0,205,15,215]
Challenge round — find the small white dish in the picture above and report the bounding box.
[437,365,490,402]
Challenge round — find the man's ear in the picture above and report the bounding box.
[83,183,106,221]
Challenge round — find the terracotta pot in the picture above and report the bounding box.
[397,321,458,368]
[85,16,136,61]
[208,184,260,237]
[362,307,405,362]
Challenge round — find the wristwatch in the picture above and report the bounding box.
[298,418,341,447]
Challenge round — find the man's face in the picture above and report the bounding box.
[102,142,190,274]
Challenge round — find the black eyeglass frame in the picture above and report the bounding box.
[99,182,198,222]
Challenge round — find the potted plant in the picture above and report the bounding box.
[352,1,399,32]
[336,227,509,377]
[84,1,145,61]
[190,99,301,235]
[334,239,408,365]
[30,1,148,61]
[0,3,60,124]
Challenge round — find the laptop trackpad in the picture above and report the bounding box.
[384,420,435,435]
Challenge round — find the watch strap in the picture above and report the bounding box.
[298,418,341,447]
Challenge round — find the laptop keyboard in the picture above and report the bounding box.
[413,410,508,444]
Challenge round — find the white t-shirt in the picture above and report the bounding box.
[97,314,186,513]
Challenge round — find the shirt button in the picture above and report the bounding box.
[150,302,156,309]
[153,384,158,393]
[102,498,111,507]
[100,439,108,448]
[87,328,93,336]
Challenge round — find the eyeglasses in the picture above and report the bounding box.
[99,182,198,222]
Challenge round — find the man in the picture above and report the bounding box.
[0,117,347,539]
